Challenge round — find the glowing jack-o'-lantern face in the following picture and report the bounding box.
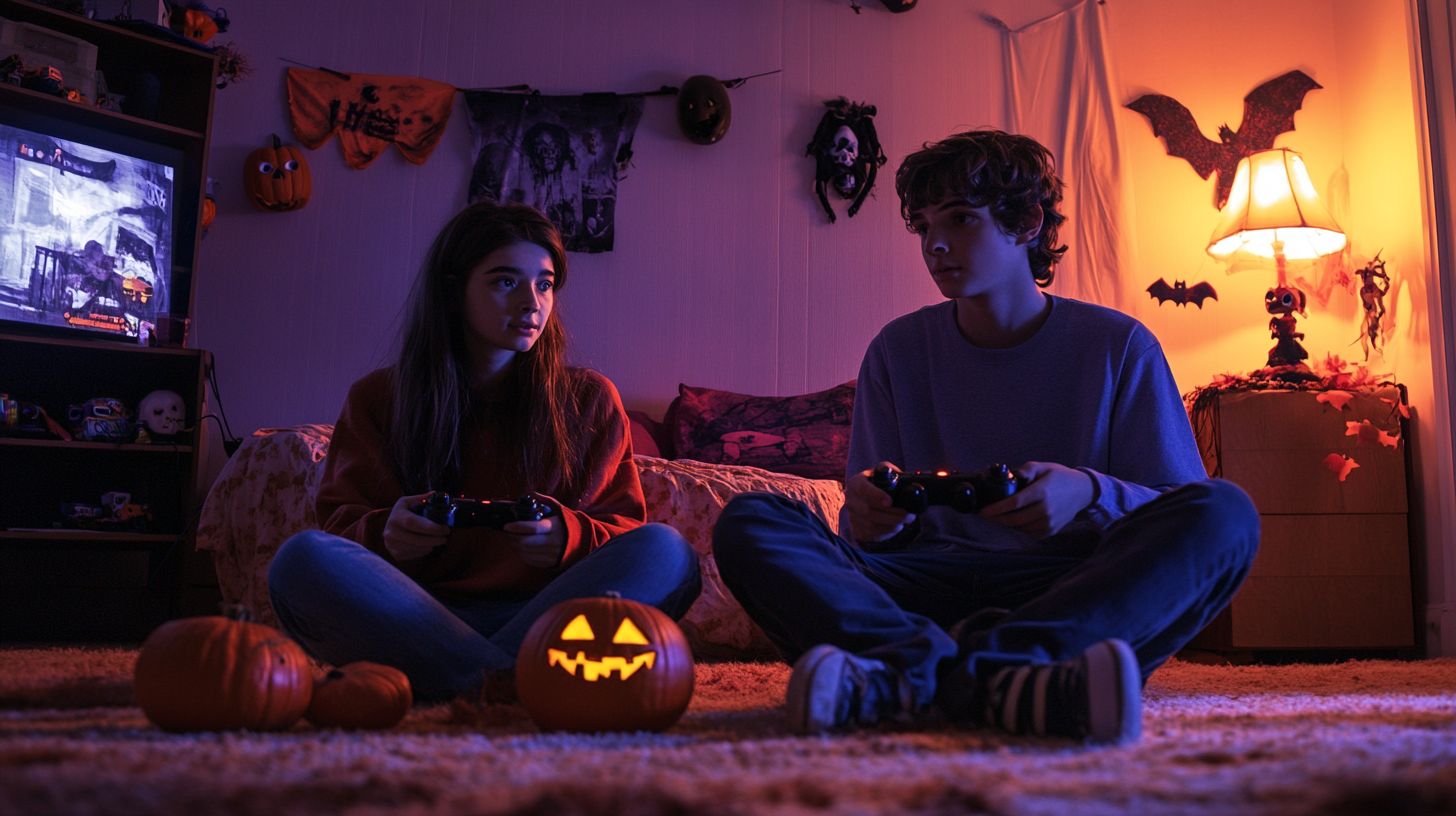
[548,613,657,681]
[516,594,694,733]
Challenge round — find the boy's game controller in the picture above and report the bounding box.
[414,492,557,529]
[869,464,1020,514]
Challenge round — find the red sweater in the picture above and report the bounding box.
[316,366,646,600]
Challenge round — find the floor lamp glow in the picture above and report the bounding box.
[1206,148,1346,375]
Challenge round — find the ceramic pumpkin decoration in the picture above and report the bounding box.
[305,661,413,730]
[133,611,314,732]
[244,135,311,212]
[516,593,693,733]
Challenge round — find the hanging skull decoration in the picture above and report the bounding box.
[806,97,886,223]
[137,390,186,440]
[677,75,732,145]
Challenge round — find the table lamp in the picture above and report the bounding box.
[1206,148,1346,376]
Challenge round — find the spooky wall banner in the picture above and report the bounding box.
[286,68,457,170]
[464,91,646,254]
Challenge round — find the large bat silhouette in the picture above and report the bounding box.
[1126,70,1322,209]
[1147,278,1218,309]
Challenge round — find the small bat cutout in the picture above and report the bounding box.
[1126,70,1322,209]
[1147,278,1218,308]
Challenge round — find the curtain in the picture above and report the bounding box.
[987,0,1132,309]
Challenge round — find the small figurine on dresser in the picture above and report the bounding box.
[1264,285,1318,382]
[134,389,187,443]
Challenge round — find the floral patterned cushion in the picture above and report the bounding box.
[195,426,845,657]
[666,382,856,480]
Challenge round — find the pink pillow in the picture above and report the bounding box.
[667,382,856,480]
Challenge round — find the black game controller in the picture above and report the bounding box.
[414,492,557,529]
[869,464,1020,514]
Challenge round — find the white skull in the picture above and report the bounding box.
[830,125,858,167]
[138,389,184,436]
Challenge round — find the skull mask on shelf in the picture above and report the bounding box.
[137,390,185,439]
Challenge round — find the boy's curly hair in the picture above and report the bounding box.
[894,129,1068,287]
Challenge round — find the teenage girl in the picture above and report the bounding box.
[268,200,701,701]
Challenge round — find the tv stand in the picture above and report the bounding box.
[0,2,218,641]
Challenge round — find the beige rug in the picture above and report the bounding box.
[2,648,1455,816]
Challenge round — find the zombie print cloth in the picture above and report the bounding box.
[463,91,645,253]
[287,68,456,170]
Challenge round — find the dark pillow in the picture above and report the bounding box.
[667,381,856,480]
[626,410,667,458]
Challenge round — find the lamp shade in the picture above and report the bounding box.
[1206,148,1346,261]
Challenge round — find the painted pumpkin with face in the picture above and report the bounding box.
[244,135,311,212]
[516,594,694,733]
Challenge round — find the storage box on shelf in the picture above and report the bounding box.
[1186,385,1418,656]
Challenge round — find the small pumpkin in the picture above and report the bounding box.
[170,8,218,44]
[516,593,694,733]
[133,612,314,732]
[244,134,311,212]
[200,194,216,231]
[305,662,413,730]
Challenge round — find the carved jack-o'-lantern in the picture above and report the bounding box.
[244,135,311,212]
[516,594,694,733]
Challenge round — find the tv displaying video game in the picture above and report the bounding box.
[0,115,179,341]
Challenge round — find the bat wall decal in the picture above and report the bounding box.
[1126,70,1322,209]
[1147,278,1218,308]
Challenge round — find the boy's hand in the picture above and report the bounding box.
[503,509,568,569]
[979,462,1093,539]
[845,462,916,544]
[383,491,450,561]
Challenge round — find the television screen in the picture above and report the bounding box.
[0,120,177,341]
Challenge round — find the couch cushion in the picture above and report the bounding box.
[666,382,856,480]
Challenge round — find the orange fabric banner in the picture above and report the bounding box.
[286,68,456,170]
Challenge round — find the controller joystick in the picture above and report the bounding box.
[869,464,1019,514]
[413,492,557,529]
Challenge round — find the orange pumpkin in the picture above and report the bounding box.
[169,8,219,44]
[305,662,413,730]
[244,135,311,212]
[200,194,216,231]
[516,593,694,733]
[133,613,314,732]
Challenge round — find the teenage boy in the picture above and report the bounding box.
[712,129,1259,745]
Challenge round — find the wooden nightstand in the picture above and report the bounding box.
[1185,385,1418,654]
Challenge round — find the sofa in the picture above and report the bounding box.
[194,382,853,659]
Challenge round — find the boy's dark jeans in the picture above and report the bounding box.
[712,479,1259,714]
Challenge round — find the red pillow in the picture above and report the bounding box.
[667,382,856,480]
[626,410,664,458]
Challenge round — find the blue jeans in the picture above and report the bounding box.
[712,479,1258,714]
[268,523,701,702]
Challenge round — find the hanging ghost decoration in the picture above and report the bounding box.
[677,75,732,145]
[806,97,887,223]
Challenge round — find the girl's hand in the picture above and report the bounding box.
[979,461,1094,539]
[845,462,916,545]
[383,491,450,561]
[504,507,567,569]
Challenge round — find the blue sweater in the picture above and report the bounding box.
[848,296,1207,553]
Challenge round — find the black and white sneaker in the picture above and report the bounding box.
[979,638,1141,745]
[786,644,914,734]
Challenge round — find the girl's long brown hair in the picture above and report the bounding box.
[390,200,584,496]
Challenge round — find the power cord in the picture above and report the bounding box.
[204,357,243,456]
